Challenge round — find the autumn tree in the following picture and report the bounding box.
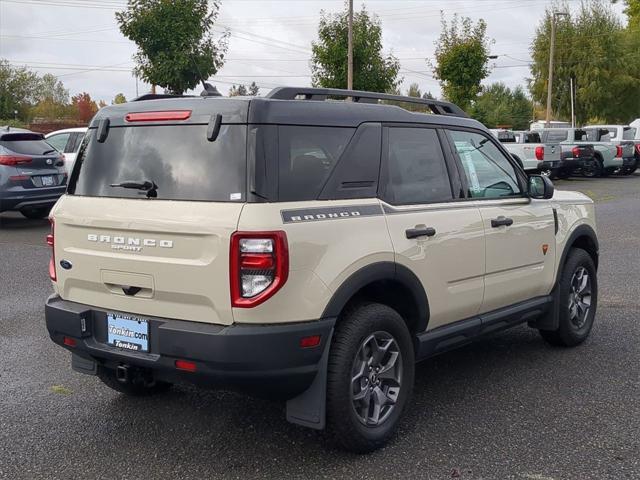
[71,92,98,123]
[31,73,70,120]
[432,14,492,111]
[117,0,228,94]
[311,6,401,92]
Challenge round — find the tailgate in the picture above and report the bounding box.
[543,143,561,161]
[52,196,243,325]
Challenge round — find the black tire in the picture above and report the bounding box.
[327,303,414,453]
[622,159,638,176]
[582,158,603,178]
[20,207,50,219]
[97,367,172,396]
[540,248,598,347]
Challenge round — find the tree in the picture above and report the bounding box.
[71,92,98,123]
[116,0,229,94]
[31,73,70,120]
[529,1,640,123]
[407,82,422,98]
[0,60,41,121]
[422,91,435,99]
[248,81,260,96]
[432,14,492,111]
[311,6,401,92]
[112,93,127,104]
[471,83,533,130]
[228,84,248,97]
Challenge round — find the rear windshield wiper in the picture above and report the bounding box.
[110,180,158,198]
[42,149,58,155]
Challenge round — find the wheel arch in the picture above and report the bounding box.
[321,262,430,335]
[559,224,599,275]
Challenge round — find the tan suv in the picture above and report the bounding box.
[45,87,599,453]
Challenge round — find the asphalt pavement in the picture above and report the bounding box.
[1,175,639,480]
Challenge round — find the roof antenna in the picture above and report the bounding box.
[190,55,222,97]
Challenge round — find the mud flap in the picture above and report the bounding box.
[71,353,97,375]
[285,328,333,430]
[528,286,560,331]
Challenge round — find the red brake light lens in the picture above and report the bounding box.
[300,335,321,348]
[125,110,192,122]
[47,219,56,281]
[175,359,197,372]
[616,145,623,158]
[230,231,289,308]
[63,336,76,347]
[0,155,32,166]
[572,146,580,157]
[535,146,544,161]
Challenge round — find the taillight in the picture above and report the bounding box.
[0,154,32,166]
[535,146,544,161]
[230,231,289,308]
[125,110,191,122]
[616,145,623,158]
[635,143,640,155]
[47,219,56,281]
[572,146,580,157]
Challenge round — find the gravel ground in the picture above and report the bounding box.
[1,174,639,480]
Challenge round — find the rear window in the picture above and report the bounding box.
[523,132,541,143]
[70,125,247,202]
[496,131,516,143]
[623,127,636,140]
[278,126,354,201]
[0,133,56,155]
[542,130,568,142]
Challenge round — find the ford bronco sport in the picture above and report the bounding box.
[45,87,599,453]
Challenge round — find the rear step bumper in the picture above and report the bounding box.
[45,295,335,398]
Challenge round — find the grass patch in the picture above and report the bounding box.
[51,385,73,395]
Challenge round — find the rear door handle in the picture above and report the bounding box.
[491,216,514,228]
[405,226,436,239]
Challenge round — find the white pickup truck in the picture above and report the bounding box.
[490,129,562,177]
[584,125,637,175]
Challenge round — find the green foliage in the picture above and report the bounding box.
[614,0,640,28]
[407,82,422,98]
[0,60,41,121]
[248,81,260,96]
[112,93,127,104]
[471,83,533,130]
[432,15,492,111]
[311,6,401,92]
[529,1,640,124]
[31,74,70,120]
[228,84,248,96]
[116,0,229,94]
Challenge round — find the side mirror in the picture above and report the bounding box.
[528,174,554,199]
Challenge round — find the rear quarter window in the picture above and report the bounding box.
[70,124,247,202]
[277,126,354,201]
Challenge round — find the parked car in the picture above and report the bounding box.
[534,127,618,177]
[490,129,562,177]
[45,87,599,453]
[0,127,67,219]
[45,127,87,174]
[584,125,637,175]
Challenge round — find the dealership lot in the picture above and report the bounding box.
[1,175,639,480]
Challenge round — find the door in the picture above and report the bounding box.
[446,129,556,313]
[381,126,485,330]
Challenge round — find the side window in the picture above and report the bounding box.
[278,126,354,201]
[448,129,523,199]
[68,132,85,153]
[46,133,70,152]
[382,127,453,205]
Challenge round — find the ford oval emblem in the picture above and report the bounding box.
[59,259,73,270]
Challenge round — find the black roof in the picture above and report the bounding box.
[91,86,484,130]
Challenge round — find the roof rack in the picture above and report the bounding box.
[266,87,468,118]
[132,93,194,102]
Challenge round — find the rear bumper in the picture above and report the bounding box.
[0,188,65,212]
[45,295,335,398]
[538,160,563,170]
[621,156,636,166]
[561,156,594,167]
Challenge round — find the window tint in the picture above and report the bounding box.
[278,126,354,201]
[68,132,85,153]
[0,134,56,155]
[448,130,522,199]
[524,132,541,143]
[623,127,636,140]
[46,133,71,152]
[383,127,452,205]
[71,125,246,202]
[543,130,568,142]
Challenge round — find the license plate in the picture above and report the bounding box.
[41,176,55,186]
[107,313,149,352]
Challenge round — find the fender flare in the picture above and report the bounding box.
[557,223,599,277]
[321,261,430,333]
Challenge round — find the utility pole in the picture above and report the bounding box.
[347,0,354,90]
[545,12,568,127]
[570,77,575,128]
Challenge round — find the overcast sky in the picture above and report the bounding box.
[0,0,628,102]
